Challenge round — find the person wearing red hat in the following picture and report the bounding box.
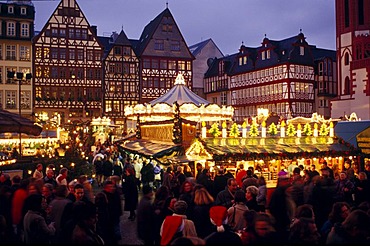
[160,215,183,245]
[204,206,242,245]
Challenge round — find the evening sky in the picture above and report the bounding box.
[33,0,336,55]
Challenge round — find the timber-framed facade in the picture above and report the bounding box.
[135,8,194,103]
[33,0,103,124]
[204,33,335,122]
[102,30,140,125]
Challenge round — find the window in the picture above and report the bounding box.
[105,101,112,112]
[344,0,349,27]
[0,91,2,109]
[0,45,2,60]
[81,30,87,39]
[21,91,31,109]
[58,29,65,37]
[358,0,364,25]
[300,46,305,56]
[143,59,150,69]
[0,67,2,83]
[261,51,265,60]
[162,24,172,32]
[20,7,27,15]
[114,47,121,55]
[344,52,350,65]
[154,40,164,50]
[5,90,16,109]
[77,49,83,60]
[69,29,74,39]
[123,47,130,56]
[8,6,13,14]
[75,29,81,39]
[160,60,167,69]
[51,48,58,59]
[266,50,270,59]
[7,22,15,36]
[171,41,180,51]
[20,23,29,37]
[344,76,351,95]
[19,46,30,61]
[69,49,75,60]
[221,91,227,105]
[60,49,66,60]
[6,45,16,60]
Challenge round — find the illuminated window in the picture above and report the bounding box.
[300,46,304,56]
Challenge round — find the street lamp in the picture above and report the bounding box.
[7,71,32,158]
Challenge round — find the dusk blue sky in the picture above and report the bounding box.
[33,0,336,55]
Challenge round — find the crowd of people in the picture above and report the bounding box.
[134,160,370,245]
[1,144,370,245]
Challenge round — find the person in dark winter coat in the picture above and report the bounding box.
[23,194,55,245]
[196,169,213,195]
[192,187,214,238]
[137,185,155,245]
[102,156,113,182]
[326,209,370,245]
[71,201,104,245]
[140,160,155,187]
[95,180,123,245]
[123,168,138,220]
[212,168,228,198]
[215,178,239,209]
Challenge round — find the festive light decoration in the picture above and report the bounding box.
[268,122,278,136]
[319,122,329,136]
[249,121,259,137]
[209,123,221,137]
[286,123,297,137]
[124,73,234,122]
[303,122,313,136]
[229,123,240,137]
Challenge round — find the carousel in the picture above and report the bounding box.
[119,73,234,166]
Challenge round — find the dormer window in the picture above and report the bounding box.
[239,56,247,66]
[8,6,14,14]
[300,46,305,56]
[266,50,270,59]
[262,51,265,60]
[21,7,27,15]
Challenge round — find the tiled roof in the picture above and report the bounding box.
[189,38,211,56]
[204,32,334,78]
[134,8,172,56]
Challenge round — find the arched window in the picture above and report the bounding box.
[344,76,350,95]
[344,52,350,65]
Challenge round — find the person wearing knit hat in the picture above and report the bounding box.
[204,206,243,245]
[160,215,184,245]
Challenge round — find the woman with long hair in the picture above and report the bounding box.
[192,187,215,238]
[123,168,138,220]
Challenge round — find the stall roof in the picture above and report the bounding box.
[196,136,358,160]
[334,121,370,148]
[119,139,183,160]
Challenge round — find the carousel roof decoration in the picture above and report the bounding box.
[124,73,234,122]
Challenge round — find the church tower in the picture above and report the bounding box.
[331,0,370,119]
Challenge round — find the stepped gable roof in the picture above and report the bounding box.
[134,8,171,56]
[149,74,210,106]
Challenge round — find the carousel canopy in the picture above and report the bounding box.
[124,73,234,122]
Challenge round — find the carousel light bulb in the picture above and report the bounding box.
[313,158,317,161]
[60,165,63,168]
[28,170,32,175]
[349,156,353,160]
[71,163,75,167]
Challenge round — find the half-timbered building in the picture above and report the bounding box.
[204,32,336,122]
[0,0,34,117]
[102,30,139,126]
[33,0,104,124]
[134,7,194,103]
